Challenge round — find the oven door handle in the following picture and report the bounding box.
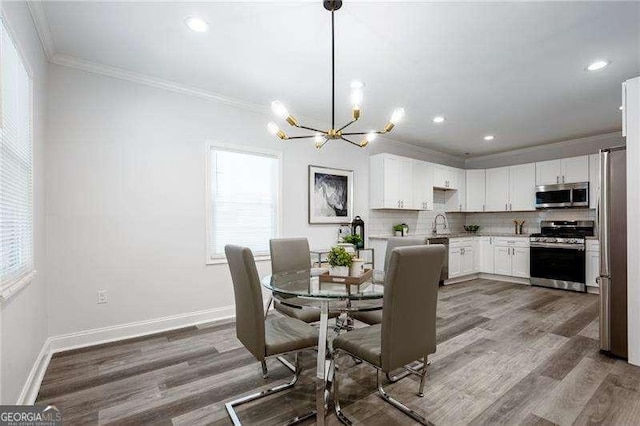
[530,242,585,250]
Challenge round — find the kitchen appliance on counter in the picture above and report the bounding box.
[535,182,589,209]
[599,146,627,359]
[529,220,594,292]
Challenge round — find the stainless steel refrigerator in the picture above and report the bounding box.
[599,146,627,359]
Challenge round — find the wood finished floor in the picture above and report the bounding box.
[36,279,640,425]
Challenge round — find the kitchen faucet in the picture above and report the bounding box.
[432,214,449,234]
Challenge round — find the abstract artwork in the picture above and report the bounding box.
[308,165,353,224]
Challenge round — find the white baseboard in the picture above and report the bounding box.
[18,304,237,404]
[444,273,530,286]
[48,305,235,353]
[587,286,600,295]
[16,339,52,405]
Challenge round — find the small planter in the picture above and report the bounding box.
[395,231,403,237]
[329,266,349,277]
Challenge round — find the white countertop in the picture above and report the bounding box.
[368,232,531,241]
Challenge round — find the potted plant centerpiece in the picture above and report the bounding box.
[327,246,353,277]
[342,233,362,248]
[393,224,404,237]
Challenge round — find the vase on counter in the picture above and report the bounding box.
[350,258,365,277]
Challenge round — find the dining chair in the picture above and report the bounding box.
[224,245,318,425]
[269,238,338,323]
[332,245,445,425]
[351,236,426,326]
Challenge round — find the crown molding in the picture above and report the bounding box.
[50,53,273,115]
[26,1,54,60]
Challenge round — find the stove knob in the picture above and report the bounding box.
[567,239,576,244]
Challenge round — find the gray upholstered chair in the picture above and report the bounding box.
[224,245,318,425]
[332,245,445,425]
[269,238,338,323]
[351,236,426,326]
[268,238,319,323]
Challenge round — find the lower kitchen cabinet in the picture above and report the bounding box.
[449,238,474,279]
[586,240,600,289]
[479,236,494,273]
[493,238,530,278]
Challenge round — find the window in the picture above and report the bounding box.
[0,18,34,300]
[206,145,280,262]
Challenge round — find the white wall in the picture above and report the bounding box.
[464,132,623,170]
[0,1,48,404]
[45,63,463,337]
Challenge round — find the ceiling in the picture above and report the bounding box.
[38,1,640,156]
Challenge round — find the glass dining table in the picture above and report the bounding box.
[261,269,384,425]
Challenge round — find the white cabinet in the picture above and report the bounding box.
[449,247,462,278]
[466,169,486,212]
[494,246,512,276]
[536,156,589,185]
[473,238,481,273]
[509,163,536,211]
[445,168,466,212]
[434,165,460,190]
[589,154,599,209]
[493,238,530,277]
[412,160,434,210]
[485,167,510,211]
[449,238,474,279]
[586,239,600,289]
[512,247,530,278]
[479,236,494,273]
[370,154,413,209]
[562,156,590,184]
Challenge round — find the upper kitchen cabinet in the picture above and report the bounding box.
[412,160,434,210]
[433,164,460,190]
[371,154,439,210]
[536,156,589,185]
[484,164,535,212]
[485,167,510,211]
[370,153,413,209]
[509,163,536,211]
[445,168,466,212]
[465,169,486,212]
[589,153,599,209]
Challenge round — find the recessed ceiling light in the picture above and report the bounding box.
[433,116,445,123]
[185,17,209,33]
[483,135,495,141]
[586,60,610,71]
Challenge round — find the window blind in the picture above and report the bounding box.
[0,19,34,295]
[207,147,279,259]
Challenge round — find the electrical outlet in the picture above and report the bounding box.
[97,290,108,304]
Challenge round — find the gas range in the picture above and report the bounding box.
[529,220,595,292]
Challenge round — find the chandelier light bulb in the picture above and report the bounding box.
[390,108,405,124]
[314,133,324,143]
[271,100,289,119]
[360,131,377,147]
[267,122,280,135]
[350,88,363,108]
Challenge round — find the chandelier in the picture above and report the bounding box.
[267,0,405,149]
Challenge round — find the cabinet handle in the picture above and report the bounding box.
[563,175,566,183]
[401,200,404,208]
[505,203,508,211]
[483,204,485,211]
[509,203,512,211]
[556,176,559,183]
[398,200,401,208]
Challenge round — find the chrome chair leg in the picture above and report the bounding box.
[264,296,273,319]
[386,358,431,382]
[333,352,354,425]
[418,355,428,397]
[261,360,268,378]
[377,370,433,426]
[226,353,316,426]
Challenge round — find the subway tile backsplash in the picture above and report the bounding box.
[368,194,595,238]
[368,190,465,236]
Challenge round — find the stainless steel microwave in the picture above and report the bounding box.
[535,182,589,209]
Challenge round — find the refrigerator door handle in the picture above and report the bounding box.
[599,275,611,351]
[600,150,610,278]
